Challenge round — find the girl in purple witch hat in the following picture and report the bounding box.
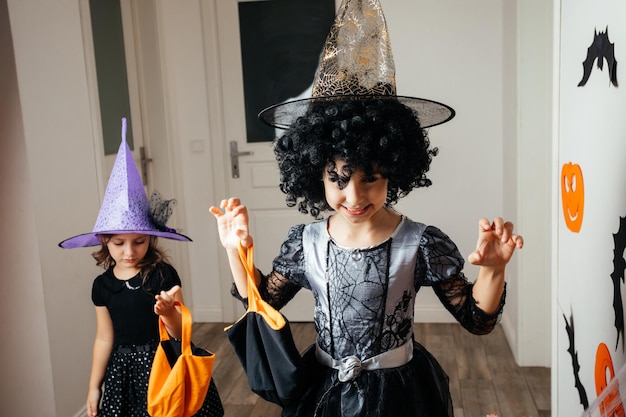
[60,119,223,417]
[210,1,523,416]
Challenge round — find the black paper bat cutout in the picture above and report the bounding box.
[611,216,626,350]
[564,312,589,409]
[578,27,618,87]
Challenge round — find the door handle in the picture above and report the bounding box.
[230,141,253,178]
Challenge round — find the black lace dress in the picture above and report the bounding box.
[247,216,504,417]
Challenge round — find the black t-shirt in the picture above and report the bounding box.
[92,262,182,346]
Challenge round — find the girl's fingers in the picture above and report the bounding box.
[468,249,482,264]
[155,286,180,312]
[211,200,247,216]
[491,217,504,238]
[469,217,523,267]
[159,286,180,304]
[167,285,181,297]
[500,221,511,242]
[478,217,491,232]
[223,197,241,210]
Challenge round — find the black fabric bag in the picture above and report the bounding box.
[225,244,304,407]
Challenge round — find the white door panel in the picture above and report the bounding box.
[82,0,148,192]
[214,0,327,321]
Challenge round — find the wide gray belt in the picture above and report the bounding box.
[315,340,414,382]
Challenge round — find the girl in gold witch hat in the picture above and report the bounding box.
[212,1,523,416]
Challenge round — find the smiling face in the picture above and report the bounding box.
[561,162,585,233]
[323,159,389,224]
[105,233,150,274]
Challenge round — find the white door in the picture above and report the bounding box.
[213,0,339,321]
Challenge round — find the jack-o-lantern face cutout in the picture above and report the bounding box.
[561,162,585,233]
[594,343,625,415]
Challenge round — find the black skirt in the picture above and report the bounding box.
[101,343,224,417]
[282,341,453,417]
[101,343,158,417]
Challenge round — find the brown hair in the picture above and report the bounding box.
[91,234,169,283]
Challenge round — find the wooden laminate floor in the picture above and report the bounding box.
[192,322,550,417]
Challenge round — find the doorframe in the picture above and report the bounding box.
[201,0,241,323]
[77,0,192,303]
[77,0,106,198]
[77,0,146,192]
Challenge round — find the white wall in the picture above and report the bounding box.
[0,1,56,415]
[3,0,552,415]
[390,0,506,320]
[554,1,626,415]
[504,0,553,367]
[5,0,100,415]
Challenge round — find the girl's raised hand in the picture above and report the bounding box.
[209,197,253,249]
[467,217,524,267]
[154,285,181,316]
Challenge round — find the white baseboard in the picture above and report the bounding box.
[73,406,87,417]
[192,306,224,322]
[500,312,518,358]
[413,305,456,323]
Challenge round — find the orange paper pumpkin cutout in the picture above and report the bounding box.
[561,162,585,233]
[595,343,625,417]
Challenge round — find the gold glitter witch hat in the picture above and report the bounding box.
[258,0,455,130]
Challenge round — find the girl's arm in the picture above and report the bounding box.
[87,306,114,417]
[154,285,184,339]
[210,197,260,298]
[468,217,524,314]
[472,265,507,315]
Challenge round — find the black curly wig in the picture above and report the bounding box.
[273,98,438,218]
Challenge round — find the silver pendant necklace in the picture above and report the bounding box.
[125,280,141,290]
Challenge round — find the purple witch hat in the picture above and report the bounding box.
[59,118,191,249]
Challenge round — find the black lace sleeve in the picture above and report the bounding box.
[230,225,306,310]
[417,226,505,335]
[229,271,301,311]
